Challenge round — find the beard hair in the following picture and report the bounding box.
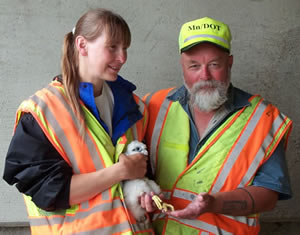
[185,74,230,112]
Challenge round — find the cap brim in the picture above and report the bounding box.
[181,41,230,54]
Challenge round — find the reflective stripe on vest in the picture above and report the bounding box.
[152,212,258,235]
[145,88,292,235]
[168,216,233,235]
[210,99,290,194]
[152,213,235,235]
[131,94,148,142]
[16,81,152,235]
[144,88,176,175]
[33,85,105,173]
[172,188,257,226]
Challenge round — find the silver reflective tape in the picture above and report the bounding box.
[31,95,81,174]
[211,101,266,194]
[152,212,166,221]
[138,98,145,115]
[223,215,258,227]
[30,199,123,226]
[238,112,286,187]
[130,99,143,141]
[80,201,89,210]
[173,189,197,201]
[150,89,176,174]
[101,189,110,201]
[131,99,145,140]
[145,93,154,105]
[47,85,82,132]
[131,124,139,140]
[132,217,153,232]
[171,216,233,235]
[74,221,132,235]
[184,34,229,45]
[47,85,104,171]
[84,131,105,171]
[163,191,172,200]
[150,101,170,174]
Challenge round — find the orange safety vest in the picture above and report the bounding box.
[144,87,292,235]
[15,80,153,235]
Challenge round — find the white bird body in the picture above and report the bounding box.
[123,141,161,221]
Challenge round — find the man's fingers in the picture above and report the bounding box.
[167,208,189,218]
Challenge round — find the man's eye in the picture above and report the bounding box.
[189,64,199,68]
[210,63,219,67]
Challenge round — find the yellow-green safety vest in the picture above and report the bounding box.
[15,80,152,235]
[144,87,292,235]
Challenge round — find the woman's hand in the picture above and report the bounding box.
[140,192,164,212]
[69,153,147,206]
[118,153,148,180]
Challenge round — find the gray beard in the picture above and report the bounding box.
[185,80,229,112]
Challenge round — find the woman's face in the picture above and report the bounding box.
[79,31,128,83]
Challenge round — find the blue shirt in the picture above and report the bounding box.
[79,75,143,144]
[168,85,292,200]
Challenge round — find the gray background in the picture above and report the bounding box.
[1,0,299,233]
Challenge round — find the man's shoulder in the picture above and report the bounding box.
[144,87,179,104]
[230,85,254,109]
[232,86,277,107]
[232,86,253,99]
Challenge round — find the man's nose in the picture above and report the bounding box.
[199,66,211,81]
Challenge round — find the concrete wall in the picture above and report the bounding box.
[1,0,299,230]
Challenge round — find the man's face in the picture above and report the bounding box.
[180,42,233,111]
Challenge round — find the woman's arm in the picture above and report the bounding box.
[3,113,73,211]
[69,152,147,205]
[4,113,148,209]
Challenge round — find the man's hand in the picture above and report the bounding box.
[166,193,214,219]
[166,187,279,219]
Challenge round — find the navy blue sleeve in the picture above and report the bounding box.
[252,140,292,200]
[3,113,73,210]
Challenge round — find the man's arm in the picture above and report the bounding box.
[167,186,278,219]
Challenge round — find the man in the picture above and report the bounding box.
[142,17,293,234]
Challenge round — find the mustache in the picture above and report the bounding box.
[191,80,221,92]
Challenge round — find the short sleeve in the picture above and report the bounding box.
[252,140,292,200]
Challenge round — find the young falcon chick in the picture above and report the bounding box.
[123,140,161,221]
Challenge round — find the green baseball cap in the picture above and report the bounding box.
[178,17,232,53]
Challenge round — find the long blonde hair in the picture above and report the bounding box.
[61,8,131,125]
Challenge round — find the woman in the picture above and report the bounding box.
[3,8,153,234]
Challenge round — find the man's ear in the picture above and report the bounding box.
[75,36,88,56]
